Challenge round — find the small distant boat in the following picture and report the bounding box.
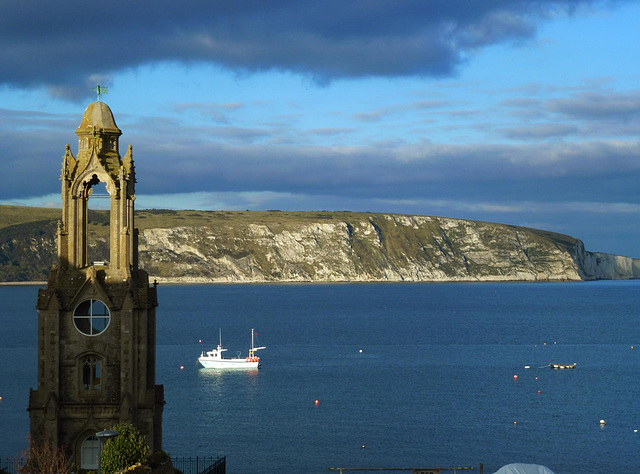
[198,328,266,369]
[549,363,577,369]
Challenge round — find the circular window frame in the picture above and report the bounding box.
[73,299,111,336]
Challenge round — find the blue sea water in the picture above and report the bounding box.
[1,281,640,473]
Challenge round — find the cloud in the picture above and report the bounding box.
[122,137,640,205]
[0,0,622,98]
[4,100,639,204]
[500,123,579,140]
[352,99,450,123]
[172,102,245,123]
[548,91,640,120]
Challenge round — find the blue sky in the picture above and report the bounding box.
[1,1,639,257]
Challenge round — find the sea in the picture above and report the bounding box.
[1,281,640,474]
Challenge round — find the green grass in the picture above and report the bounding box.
[0,205,60,230]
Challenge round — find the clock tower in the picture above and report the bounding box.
[28,101,164,470]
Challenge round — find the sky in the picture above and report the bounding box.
[1,1,639,257]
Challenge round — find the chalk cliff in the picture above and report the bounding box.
[1,208,637,282]
[135,211,639,283]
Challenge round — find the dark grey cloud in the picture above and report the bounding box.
[0,0,620,99]
[124,135,640,205]
[4,90,640,206]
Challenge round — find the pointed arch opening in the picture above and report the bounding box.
[86,178,111,266]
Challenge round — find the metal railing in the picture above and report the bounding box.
[0,457,26,474]
[2,455,225,474]
[327,465,482,474]
[171,455,226,474]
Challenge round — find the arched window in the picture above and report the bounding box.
[73,299,110,336]
[81,435,99,470]
[81,356,102,390]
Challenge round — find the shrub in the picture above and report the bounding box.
[99,424,150,474]
[20,436,71,474]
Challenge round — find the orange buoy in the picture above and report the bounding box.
[180,366,184,370]
[513,375,518,380]
[315,400,319,405]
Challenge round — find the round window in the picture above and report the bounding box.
[73,299,110,336]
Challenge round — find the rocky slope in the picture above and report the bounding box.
[1,208,638,283]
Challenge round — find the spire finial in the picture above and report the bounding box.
[91,83,109,102]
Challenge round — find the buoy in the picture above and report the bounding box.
[315,400,319,405]
[537,390,541,394]
[361,445,365,449]
[524,366,530,369]
[359,349,363,353]
[513,375,518,380]
[199,339,202,343]
[634,429,638,433]
[0,396,3,401]
[513,421,517,425]
[600,419,606,425]
[180,366,184,370]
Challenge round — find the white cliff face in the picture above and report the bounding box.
[136,213,638,283]
[575,244,640,280]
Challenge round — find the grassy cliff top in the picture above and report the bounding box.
[0,205,60,230]
[0,204,578,246]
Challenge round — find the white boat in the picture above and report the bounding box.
[197,328,265,369]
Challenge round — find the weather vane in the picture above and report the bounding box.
[92,83,109,102]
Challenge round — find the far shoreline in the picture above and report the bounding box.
[2,278,635,286]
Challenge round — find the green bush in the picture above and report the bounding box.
[99,423,150,474]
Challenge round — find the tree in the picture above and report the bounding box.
[99,424,150,474]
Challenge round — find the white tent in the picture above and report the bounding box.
[493,463,555,474]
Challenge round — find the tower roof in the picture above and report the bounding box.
[77,101,121,134]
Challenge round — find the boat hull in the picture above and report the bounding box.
[198,357,260,369]
[197,328,264,369]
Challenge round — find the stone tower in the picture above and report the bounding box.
[28,102,163,470]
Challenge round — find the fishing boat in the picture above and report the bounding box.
[549,363,577,369]
[197,328,266,369]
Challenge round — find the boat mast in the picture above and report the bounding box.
[249,328,266,356]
